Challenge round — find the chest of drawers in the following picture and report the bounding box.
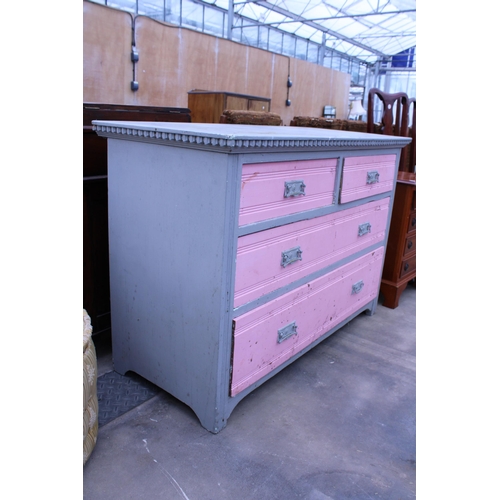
[93,122,410,433]
[380,172,416,308]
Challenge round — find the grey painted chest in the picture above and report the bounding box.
[94,122,410,433]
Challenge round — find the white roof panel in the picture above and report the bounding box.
[206,0,416,63]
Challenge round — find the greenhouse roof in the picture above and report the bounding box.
[209,0,416,63]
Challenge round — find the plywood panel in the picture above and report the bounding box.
[133,18,182,106]
[83,1,352,120]
[269,55,291,123]
[288,59,350,121]
[178,28,219,97]
[289,58,316,118]
[83,2,132,104]
[212,38,252,94]
[246,47,274,98]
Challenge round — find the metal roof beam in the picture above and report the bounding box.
[247,10,416,24]
[252,0,387,57]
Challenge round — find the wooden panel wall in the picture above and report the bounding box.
[83,1,351,123]
[83,2,133,104]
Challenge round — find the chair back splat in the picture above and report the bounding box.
[367,88,413,172]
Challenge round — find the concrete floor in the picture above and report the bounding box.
[83,283,416,500]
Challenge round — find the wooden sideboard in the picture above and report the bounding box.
[188,90,271,123]
[380,172,416,308]
[83,103,191,336]
[93,121,410,432]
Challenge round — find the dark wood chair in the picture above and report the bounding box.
[367,88,409,136]
[367,88,410,171]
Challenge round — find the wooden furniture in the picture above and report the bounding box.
[380,172,416,308]
[93,121,410,432]
[220,109,282,125]
[367,90,416,308]
[367,88,409,172]
[407,98,416,170]
[290,116,370,133]
[83,103,191,336]
[188,90,271,123]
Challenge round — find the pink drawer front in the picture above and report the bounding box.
[234,198,390,308]
[231,247,385,396]
[239,158,337,226]
[340,155,397,204]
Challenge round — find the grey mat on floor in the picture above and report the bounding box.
[97,371,161,427]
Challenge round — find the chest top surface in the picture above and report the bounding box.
[93,121,411,151]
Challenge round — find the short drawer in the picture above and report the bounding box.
[403,234,416,257]
[239,158,337,226]
[340,154,397,204]
[407,210,416,233]
[234,198,390,308]
[399,254,416,279]
[231,247,385,396]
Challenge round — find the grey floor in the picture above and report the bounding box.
[83,283,416,500]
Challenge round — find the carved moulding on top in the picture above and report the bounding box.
[92,124,412,150]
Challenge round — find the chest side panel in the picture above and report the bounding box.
[107,141,236,416]
[340,154,397,204]
[231,247,385,396]
[234,198,390,308]
[239,158,337,226]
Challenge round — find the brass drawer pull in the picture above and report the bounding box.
[284,180,306,198]
[278,321,298,343]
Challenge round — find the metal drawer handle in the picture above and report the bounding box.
[407,240,413,250]
[366,171,380,184]
[358,222,372,237]
[281,246,303,267]
[278,321,298,344]
[404,263,409,271]
[352,280,364,294]
[411,218,416,227]
[284,180,306,198]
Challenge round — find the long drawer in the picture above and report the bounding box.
[340,154,397,204]
[239,158,337,226]
[234,198,390,308]
[231,247,385,396]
